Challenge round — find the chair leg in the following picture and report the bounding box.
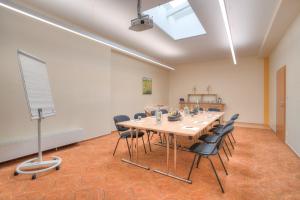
[125,138,131,159]
[196,155,202,168]
[113,137,121,156]
[146,131,152,152]
[227,136,234,150]
[150,132,154,139]
[222,146,229,161]
[207,157,225,193]
[217,152,228,175]
[230,132,236,143]
[141,136,147,154]
[187,154,198,180]
[159,133,163,144]
[224,140,232,157]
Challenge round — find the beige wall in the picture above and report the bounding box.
[111,50,169,128]
[0,7,170,144]
[0,7,112,141]
[169,57,264,123]
[269,14,300,155]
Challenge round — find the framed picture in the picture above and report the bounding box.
[142,77,152,95]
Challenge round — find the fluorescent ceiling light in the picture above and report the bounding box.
[0,2,175,70]
[143,0,206,40]
[218,0,237,65]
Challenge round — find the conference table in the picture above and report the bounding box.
[117,111,224,183]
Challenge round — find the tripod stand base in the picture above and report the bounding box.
[14,156,62,179]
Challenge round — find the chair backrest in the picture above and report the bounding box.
[113,115,130,132]
[208,136,223,154]
[160,109,168,114]
[223,120,234,129]
[151,109,168,116]
[134,112,147,119]
[217,125,234,137]
[208,108,221,112]
[230,113,239,121]
[151,110,156,116]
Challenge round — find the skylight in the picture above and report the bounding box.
[143,0,206,40]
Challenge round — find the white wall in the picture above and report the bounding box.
[269,13,300,155]
[0,7,112,142]
[111,50,169,128]
[0,7,170,147]
[169,57,264,123]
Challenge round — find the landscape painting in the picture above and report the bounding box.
[142,77,152,95]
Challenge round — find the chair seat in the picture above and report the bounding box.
[200,134,221,143]
[120,131,144,138]
[189,142,218,155]
[213,124,224,128]
[208,127,221,132]
[198,134,209,140]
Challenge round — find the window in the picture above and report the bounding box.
[143,0,206,40]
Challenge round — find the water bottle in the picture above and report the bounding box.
[156,108,162,124]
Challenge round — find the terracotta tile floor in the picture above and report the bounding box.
[0,127,300,200]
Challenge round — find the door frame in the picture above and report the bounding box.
[276,65,286,143]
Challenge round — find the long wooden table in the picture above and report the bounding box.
[117,111,224,183]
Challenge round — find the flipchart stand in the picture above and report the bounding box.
[14,109,62,180]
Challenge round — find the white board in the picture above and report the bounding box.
[17,50,55,119]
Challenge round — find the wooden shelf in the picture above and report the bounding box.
[179,102,225,111]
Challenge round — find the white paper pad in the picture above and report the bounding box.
[182,126,200,131]
[131,120,145,123]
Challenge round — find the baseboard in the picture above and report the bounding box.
[286,143,300,158]
[234,122,270,129]
[0,129,85,163]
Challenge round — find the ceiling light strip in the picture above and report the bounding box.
[0,2,175,70]
[218,0,237,65]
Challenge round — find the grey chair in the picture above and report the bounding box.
[151,109,168,116]
[188,134,228,193]
[208,108,221,112]
[113,115,147,158]
[213,113,239,143]
[199,125,235,160]
[208,108,221,124]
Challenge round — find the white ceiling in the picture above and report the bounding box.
[10,0,281,66]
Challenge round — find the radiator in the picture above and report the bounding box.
[0,128,85,163]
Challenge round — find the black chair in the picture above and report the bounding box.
[208,108,221,124]
[229,114,239,143]
[199,125,235,160]
[151,109,168,116]
[113,115,147,158]
[134,112,147,119]
[160,109,168,114]
[212,113,239,143]
[230,113,239,121]
[187,135,228,193]
[134,112,152,151]
[208,108,221,112]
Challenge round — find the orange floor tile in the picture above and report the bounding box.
[0,127,300,200]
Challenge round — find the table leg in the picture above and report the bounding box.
[174,135,177,173]
[136,129,139,161]
[131,128,134,160]
[166,133,169,172]
[153,133,192,184]
[121,128,150,170]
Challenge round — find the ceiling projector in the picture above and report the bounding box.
[129,0,153,31]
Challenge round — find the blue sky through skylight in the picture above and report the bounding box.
[143,0,206,40]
